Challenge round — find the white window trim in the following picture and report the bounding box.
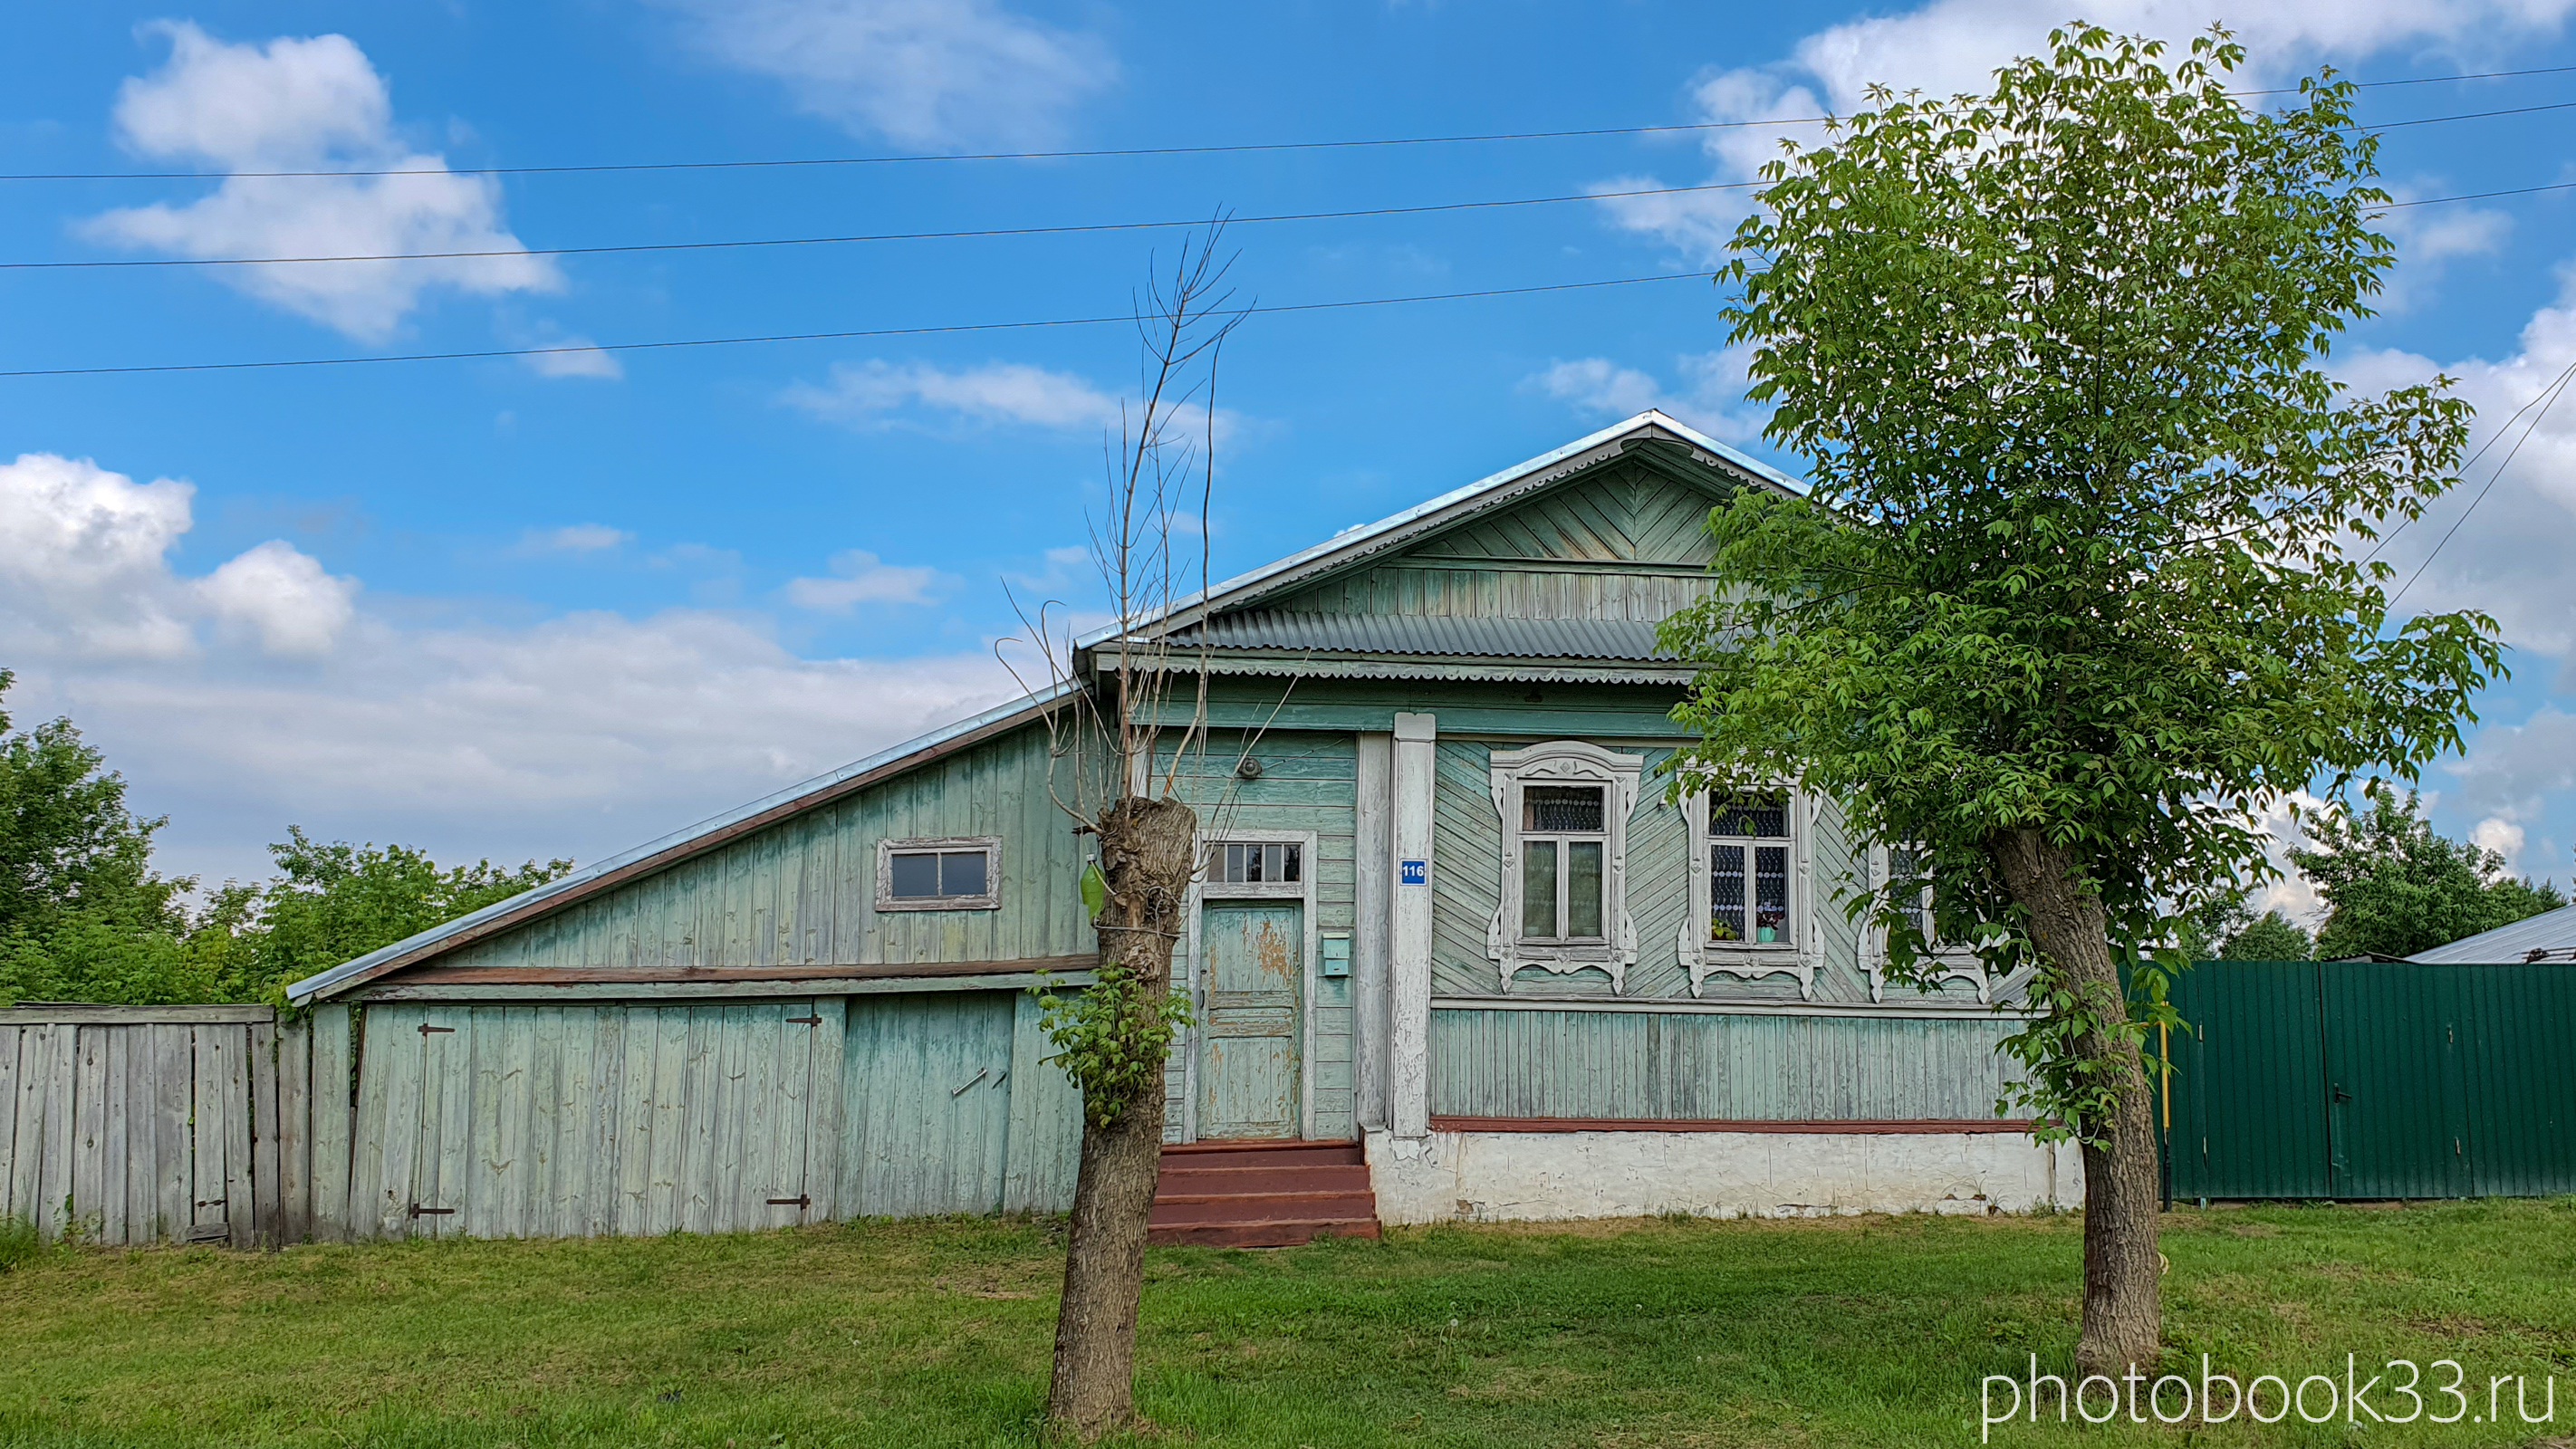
[1677,788,1820,1000]
[1485,741,1642,994]
[873,835,1003,912]
[1179,827,1321,1145]
[1862,843,1994,1004]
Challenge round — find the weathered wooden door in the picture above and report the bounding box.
[1196,902,1303,1140]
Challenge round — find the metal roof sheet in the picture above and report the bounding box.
[2408,902,2576,963]
[1173,610,1677,660]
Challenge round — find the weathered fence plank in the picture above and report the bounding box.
[251,1020,281,1247]
[309,1004,352,1243]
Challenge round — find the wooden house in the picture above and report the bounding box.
[286,411,2079,1244]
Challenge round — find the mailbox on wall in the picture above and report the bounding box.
[1320,933,1351,977]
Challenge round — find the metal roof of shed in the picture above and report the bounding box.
[2409,902,2576,964]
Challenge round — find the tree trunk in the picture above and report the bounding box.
[1990,827,2162,1379]
[1044,792,1198,1442]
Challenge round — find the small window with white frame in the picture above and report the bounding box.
[1863,841,1993,1003]
[1209,840,1301,885]
[1677,784,1818,999]
[875,835,1002,911]
[1485,741,1644,993]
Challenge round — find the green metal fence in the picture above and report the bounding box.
[2164,960,2576,1200]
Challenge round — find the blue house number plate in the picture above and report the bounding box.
[1399,859,1427,886]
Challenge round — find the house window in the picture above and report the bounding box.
[1520,785,1607,941]
[1485,741,1644,993]
[1677,786,1817,999]
[1706,791,1793,946]
[1888,845,1932,942]
[1211,840,1301,885]
[875,835,1002,911]
[1863,842,1994,1003]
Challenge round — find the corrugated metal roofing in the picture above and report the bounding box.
[1172,610,1677,660]
[2409,902,2576,963]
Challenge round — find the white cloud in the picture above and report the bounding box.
[519,523,636,554]
[78,23,555,340]
[2472,816,2527,868]
[521,337,624,380]
[656,0,1116,149]
[198,540,358,656]
[2446,705,2576,860]
[783,359,1126,430]
[1603,2,2576,264]
[782,549,944,610]
[2332,269,2576,659]
[0,452,358,660]
[1524,344,1769,443]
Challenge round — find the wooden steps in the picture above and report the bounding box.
[1148,1138,1380,1248]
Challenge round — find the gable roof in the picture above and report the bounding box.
[1076,409,1800,651]
[285,412,1804,1003]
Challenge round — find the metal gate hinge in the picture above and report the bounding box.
[765,1195,811,1208]
[786,1015,822,1025]
[418,1023,456,1035]
[409,1204,457,1217]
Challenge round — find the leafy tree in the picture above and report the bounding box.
[1661,27,2501,1374]
[2292,792,2565,959]
[0,670,207,1004]
[2220,909,2313,961]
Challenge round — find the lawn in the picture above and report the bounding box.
[3,1201,2572,1448]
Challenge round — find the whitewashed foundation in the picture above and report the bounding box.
[1364,1127,2082,1223]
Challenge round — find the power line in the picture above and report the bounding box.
[2388,359,2576,609]
[0,270,1711,379]
[1,179,1759,272]
[15,168,2567,275]
[8,65,2573,183]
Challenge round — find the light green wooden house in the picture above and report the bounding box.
[287,411,2079,1241]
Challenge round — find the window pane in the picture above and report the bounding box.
[1264,843,1286,882]
[1282,842,1302,882]
[1711,792,1789,839]
[1522,840,1559,937]
[1890,848,1927,937]
[1754,844,1789,942]
[1710,842,1745,942]
[1223,843,1245,883]
[1523,785,1605,832]
[1567,840,1603,938]
[889,851,940,898]
[938,850,987,897]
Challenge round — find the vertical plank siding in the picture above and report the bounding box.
[0,1012,303,1245]
[1428,1007,2025,1121]
[433,721,1102,975]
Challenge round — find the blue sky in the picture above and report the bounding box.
[4,2,2573,917]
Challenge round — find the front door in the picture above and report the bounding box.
[1197,902,1302,1140]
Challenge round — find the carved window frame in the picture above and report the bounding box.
[873,835,1003,912]
[1486,741,1642,993]
[1862,843,1994,1004]
[1677,787,1820,999]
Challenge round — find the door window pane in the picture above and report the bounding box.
[1210,841,1302,885]
[889,851,941,898]
[1522,840,1559,937]
[1523,785,1605,831]
[1567,840,1604,938]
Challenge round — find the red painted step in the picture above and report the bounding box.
[1147,1138,1381,1248]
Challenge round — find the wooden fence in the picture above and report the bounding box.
[1,1003,312,1246]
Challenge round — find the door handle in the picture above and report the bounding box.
[2331,1086,2352,1102]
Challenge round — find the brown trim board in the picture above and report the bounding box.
[1428,1115,2039,1135]
[393,955,1099,986]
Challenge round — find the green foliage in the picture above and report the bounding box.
[1034,956,1191,1131]
[0,1215,40,1274]
[2220,910,2314,962]
[2292,792,2565,959]
[1660,27,2504,1141]
[0,671,572,1008]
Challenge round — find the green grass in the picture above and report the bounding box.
[3,1202,2572,1448]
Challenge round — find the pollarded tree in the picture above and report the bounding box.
[1660,27,2503,1376]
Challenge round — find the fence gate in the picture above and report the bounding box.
[350,1000,841,1239]
[0,1004,301,1246]
[2168,961,2576,1200]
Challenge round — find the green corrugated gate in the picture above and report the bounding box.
[2167,961,2576,1200]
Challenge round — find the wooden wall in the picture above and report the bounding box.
[1,1005,305,1246]
[338,990,1080,1240]
[1155,730,1360,1142]
[433,720,1101,974]
[1429,1007,2028,1121]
